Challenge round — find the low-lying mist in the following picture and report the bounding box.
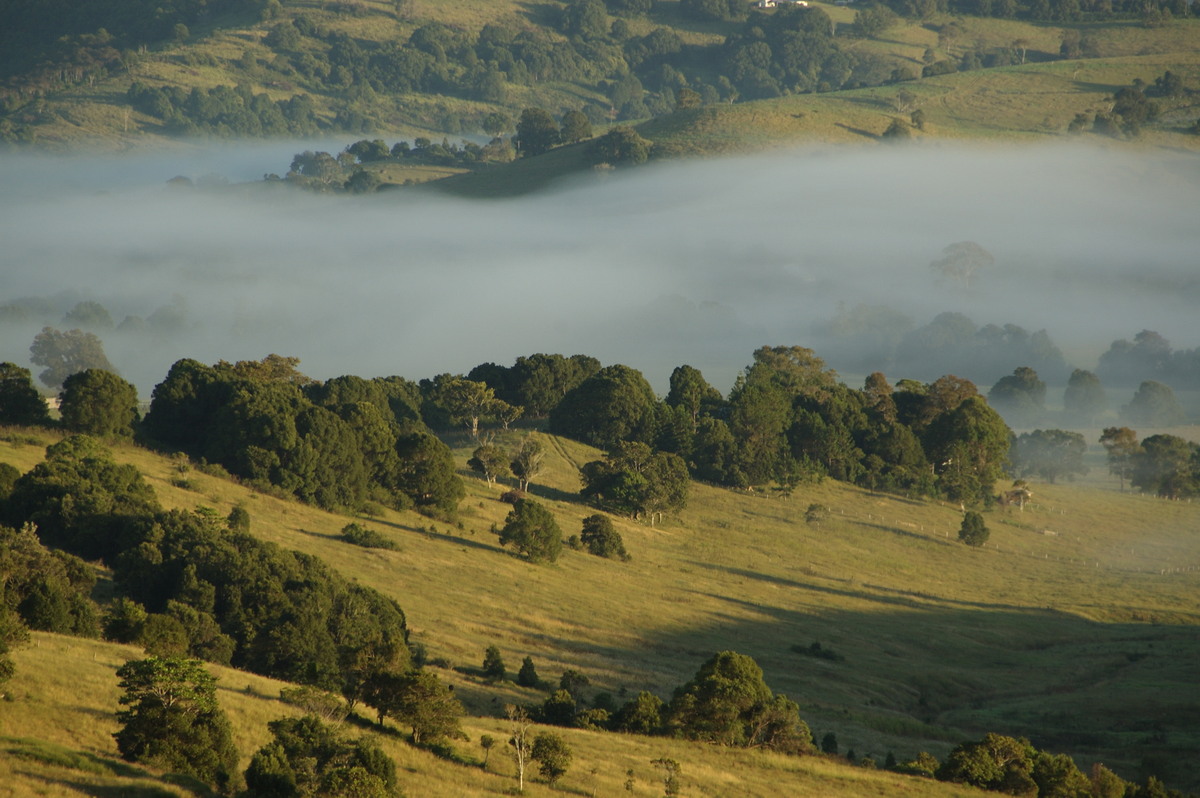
[2,141,1198,398]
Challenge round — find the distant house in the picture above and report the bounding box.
[756,0,808,6]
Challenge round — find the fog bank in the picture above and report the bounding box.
[2,141,1197,397]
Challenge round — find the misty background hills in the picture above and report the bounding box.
[2,143,1198,422]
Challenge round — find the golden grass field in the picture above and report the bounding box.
[0,416,1197,795]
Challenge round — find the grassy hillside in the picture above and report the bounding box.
[1,422,1197,794]
[4,0,1199,163]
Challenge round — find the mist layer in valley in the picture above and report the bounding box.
[2,141,1198,402]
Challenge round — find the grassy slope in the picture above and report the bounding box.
[12,0,1200,159]
[0,422,1197,794]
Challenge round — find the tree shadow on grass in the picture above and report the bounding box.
[835,122,881,140]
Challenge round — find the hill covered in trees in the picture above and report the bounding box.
[3,0,1199,165]
[1,343,1198,795]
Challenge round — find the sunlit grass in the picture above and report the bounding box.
[1,422,1198,790]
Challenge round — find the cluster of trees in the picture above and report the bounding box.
[126,81,319,137]
[113,653,408,796]
[472,347,1009,507]
[2,436,415,693]
[143,356,464,515]
[0,0,262,100]
[820,308,1069,386]
[1098,329,1200,389]
[504,650,813,756]
[1101,426,1200,499]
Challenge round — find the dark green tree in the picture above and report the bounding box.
[394,427,465,513]
[665,651,812,753]
[613,691,663,734]
[114,656,241,795]
[58,369,139,437]
[517,656,540,687]
[562,0,608,38]
[0,362,50,426]
[379,670,465,745]
[515,107,561,156]
[3,435,160,561]
[579,514,628,560]
[531,731,572,785]
[1011,429,1088,484]
[592,126,652,165]
[666,365,723,427]
[1131,434,1198,499]
[498,499,563,563]
[244,714,396,798]
[936,733,1036,794]
[958,511,989,547]
[550,364,658,449]
[29,327,115,390]
[581,442,689,521]
[924,397,1011,507]
[1063,369,1106,425]
[482,645,507,682]
[560,109,592,143]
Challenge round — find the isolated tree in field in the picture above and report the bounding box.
[483,645,507,682]
[517,656,540,687]
[1063,369,1106,425]
[515,107,560,156]
[531,731,572,785]
[0,362,50,426]
[58,369,139,437]
[1099,426,1140,490]
[469,444,511,486]
[653,757,682,796]
[498,498,563,563]
[1121,380,1187,427]
[114,657,240,794]
[929,241,993,289]
[510,436,546,492]
[958,511,988,547]
[1012,429,1088,484]
[580,514,628,560]
[29,326,115,389]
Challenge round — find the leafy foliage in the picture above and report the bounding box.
[244,714,397,798]
[665,651,812,753]
[0,362,51,427]
[1011,429,1088,484]
[579,514,628,560]
[114,656,241,795]
[958,511,989,547]
[29,327,115,390]
[58,369,139,437]
[498,499,563,563]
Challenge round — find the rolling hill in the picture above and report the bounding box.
[0,420,1196,795]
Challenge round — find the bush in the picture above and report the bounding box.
[341,522,398,550]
